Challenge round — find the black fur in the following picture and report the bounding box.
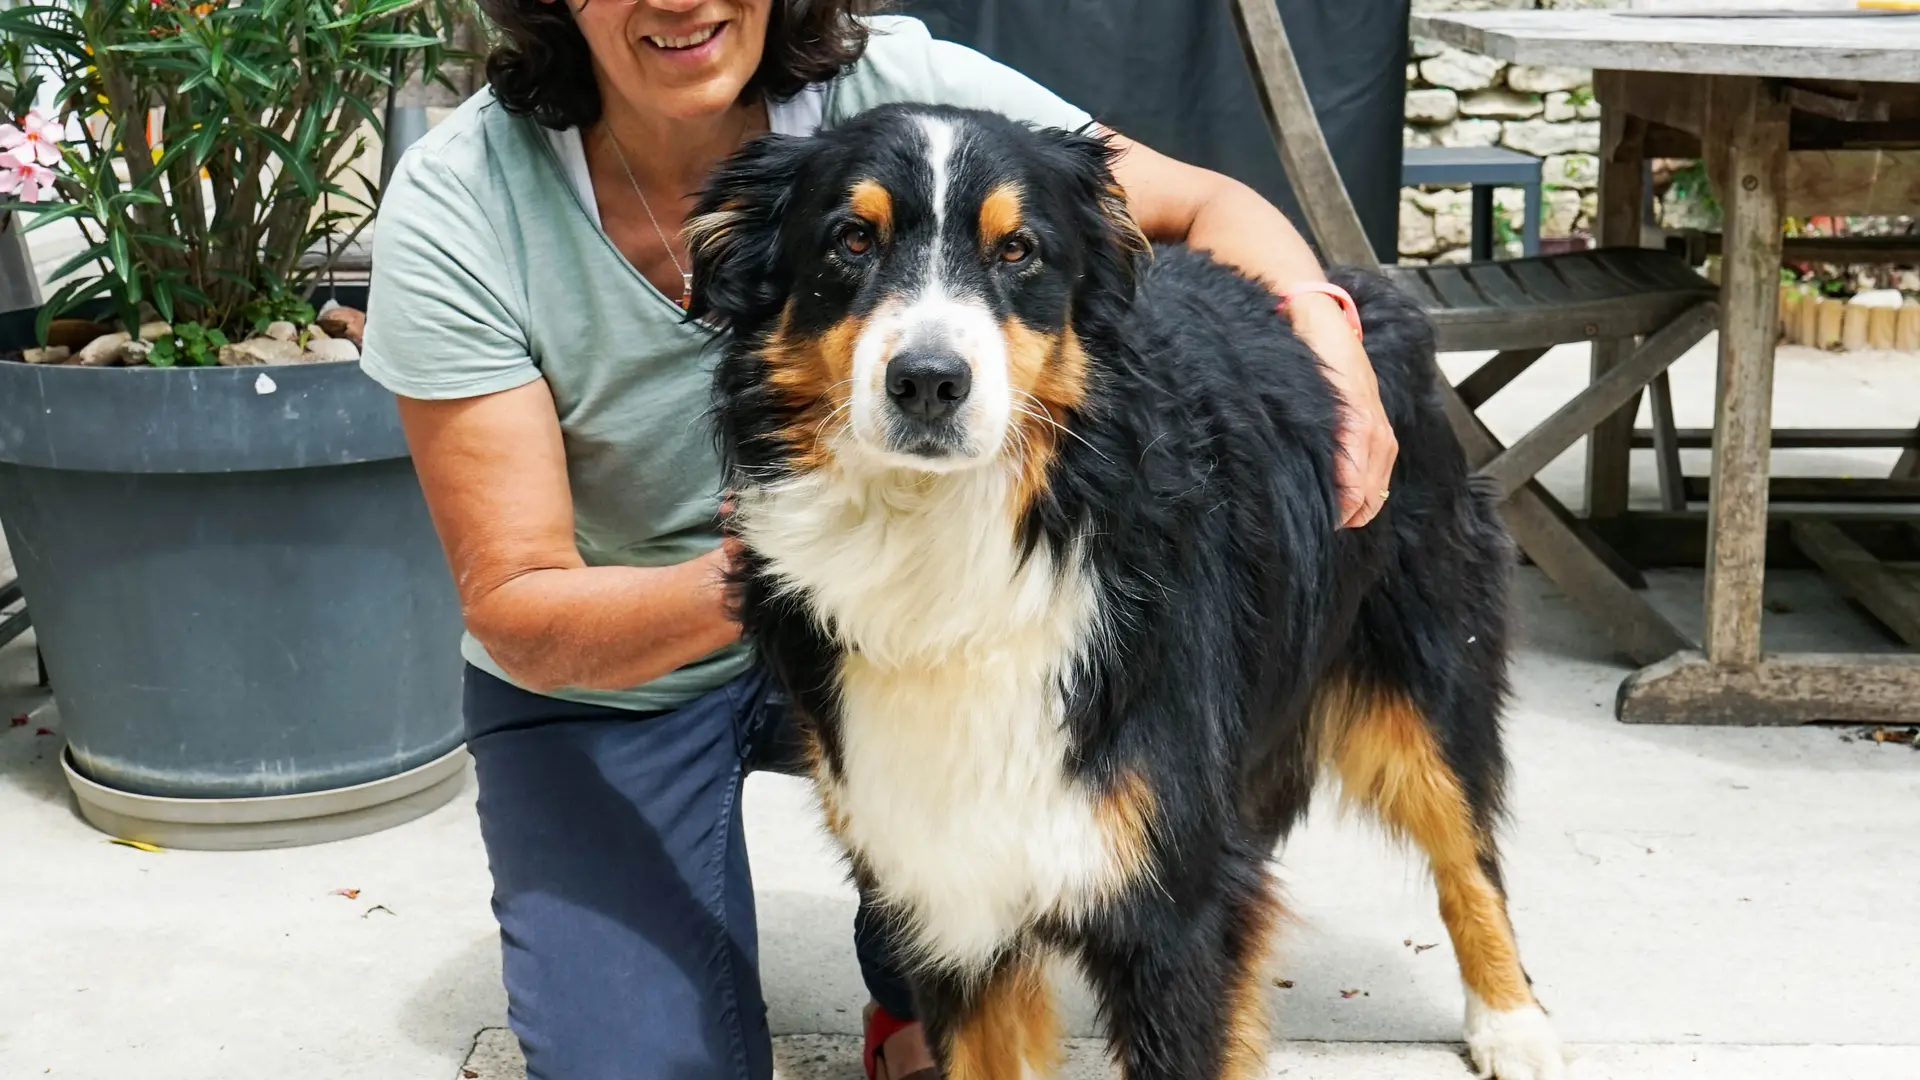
[691,104,1525,1080]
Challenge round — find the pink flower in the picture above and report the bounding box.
[0,109,67,168]
[0,158,56,203]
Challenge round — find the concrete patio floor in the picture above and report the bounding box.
[2,336,1917,1080]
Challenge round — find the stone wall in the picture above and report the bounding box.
[1399,0,1626,265]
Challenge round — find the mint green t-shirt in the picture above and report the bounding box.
[360,15,1094,711]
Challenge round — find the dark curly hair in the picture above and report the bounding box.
[480,0,890,130]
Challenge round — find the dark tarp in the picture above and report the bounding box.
[895,0,1411,265]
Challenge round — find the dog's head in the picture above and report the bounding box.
[688,104,1148,479]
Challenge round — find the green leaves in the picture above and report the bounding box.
[147,321,229,368]
[253,126,318,198]
[0,0,475,336]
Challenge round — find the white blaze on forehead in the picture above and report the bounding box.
[915,112,958,279]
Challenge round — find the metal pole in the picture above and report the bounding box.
[379,105,430,190]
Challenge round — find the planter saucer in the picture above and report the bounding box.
[61,743,470,851]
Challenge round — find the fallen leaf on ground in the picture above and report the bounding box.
[362,904,395,918]
[1853,725,1919,748]
[1414,943,1438,954]
[331,888,361,900]
[108,838,163,853]
[1339,988,1367,999]
[1273,979,1294,989]
[462,1071,479,1078]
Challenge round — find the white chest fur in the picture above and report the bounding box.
[737,465,1131,972]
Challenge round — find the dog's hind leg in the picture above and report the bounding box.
[915,950,1063,1080]
[1320,681,1567,1080]
[1077,856,1281,1080]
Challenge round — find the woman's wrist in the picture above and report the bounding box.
[1285,291,1361,349]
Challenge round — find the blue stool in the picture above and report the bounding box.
[1401,146,1543,260]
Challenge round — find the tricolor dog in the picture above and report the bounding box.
[686,103,1566,1080]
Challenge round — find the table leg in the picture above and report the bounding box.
[1586,106,1648,522]
[1699,76,1787,671]
[1521,179,1542,258]
[1472,185,1495,261]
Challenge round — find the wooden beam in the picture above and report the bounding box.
[1588,103,1651,522]
[1228,0,1379,271]
[1618,651,1920,725]
[1683,477,1920,503]
[1693,234,1920,265]
[1481,303,1717,500]
[1789,521,1920,647]
[1631,427,1920,451]
[1783,85,1891,124]
[1594,512,1920,570]
[1784,151,1920,217]
[1594,70,1706,140]
[1647,371,1687,512]
[1457,348,1551,410]
[1701,75,1790,671]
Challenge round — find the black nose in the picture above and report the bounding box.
[886,349,972,422]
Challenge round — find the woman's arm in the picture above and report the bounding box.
[395,380,738,694]
[1104,131,1399,529]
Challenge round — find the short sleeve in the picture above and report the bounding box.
[832,15,1096,134]
[359,151,540,401]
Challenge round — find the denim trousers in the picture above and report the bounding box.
[462,664,915,1080]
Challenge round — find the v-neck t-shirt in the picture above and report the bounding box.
[359,15,1093,711]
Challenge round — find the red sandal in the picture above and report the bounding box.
[863,1002,939,1080]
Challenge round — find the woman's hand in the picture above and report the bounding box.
[1288,292,1399,528]
[1103,130,1399,528]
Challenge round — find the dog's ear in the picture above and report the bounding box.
[1034,124,1151,335]
[685,133,815,330]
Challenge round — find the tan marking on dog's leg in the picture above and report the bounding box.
[1093,767,1157,886]
[942,956,1063,1080]
[1320,686,1531,1012]
[1320,683,1566,1078]
[1220,882,1281,1080]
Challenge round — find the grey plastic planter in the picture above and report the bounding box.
[0,355,467,849]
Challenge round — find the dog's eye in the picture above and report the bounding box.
[837,223,874,257]
[997,236,1033,264]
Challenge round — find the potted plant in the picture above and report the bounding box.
[0,0,475,849]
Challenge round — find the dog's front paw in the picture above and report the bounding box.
[1463,991,1568,1080]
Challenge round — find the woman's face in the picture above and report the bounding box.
[567,0,773,123]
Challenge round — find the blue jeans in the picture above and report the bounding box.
[462,664,916,1080]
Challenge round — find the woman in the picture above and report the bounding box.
[360,2,1398,1078]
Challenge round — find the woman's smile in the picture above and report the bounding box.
[642,19,728,65]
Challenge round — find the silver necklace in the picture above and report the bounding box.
[605,127,692,309]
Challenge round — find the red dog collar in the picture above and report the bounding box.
[1276,281,1362,343]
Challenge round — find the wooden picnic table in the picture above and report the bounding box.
[1413,7,1920,725]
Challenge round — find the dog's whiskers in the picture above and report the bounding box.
[1011,391,1110,461]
